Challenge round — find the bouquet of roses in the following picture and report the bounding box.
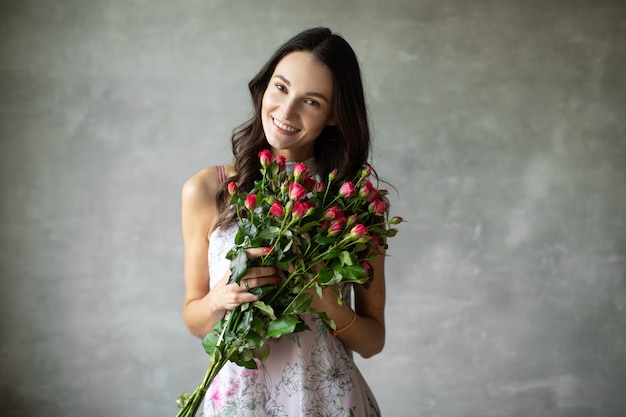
[176,150,402,416]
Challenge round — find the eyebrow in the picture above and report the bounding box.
[274,75,331,103]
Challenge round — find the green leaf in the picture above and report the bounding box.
[270,162,280,177]
[240,218,258,238]
[245,330,263,348]
[257,226,281,240]
[231,350,257,369]
[266,314,301,338]
[228,247,248,284]
[249,284,276,298]
[202,332,219,355]
[253,341,270,362]
[341,264,369,282]
[314,235,336,245]
[338,250,353,266]
[239,347,253,363]
[252,300,277,320]
[317,266,334,284]
[236,309,254,335]
[321,249,340,261]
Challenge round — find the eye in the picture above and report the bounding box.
[304,98,320,107]
[275,83,287,92]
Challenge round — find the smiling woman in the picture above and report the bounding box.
[261,51,337,162]
[181,27,387,417]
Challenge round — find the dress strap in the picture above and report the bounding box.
[217,165,226,183]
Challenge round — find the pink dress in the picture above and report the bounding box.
[205,224,381,417]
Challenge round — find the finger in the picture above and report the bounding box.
[241,275,281,291]
[245,247,273,259]
[246,265,279,279]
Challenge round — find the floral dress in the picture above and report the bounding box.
[205,224,381,417]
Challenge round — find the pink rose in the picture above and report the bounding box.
[312,181,326,193]
[269,202,285,218]
[245,194,256,210]
[292,201,314,220]
[359,165,372,178]
[293,163,308,181]
[339,181,356,198]
[289,183,307,201]
[327,221,344,237]
[227,181,237,196]
[362,261,372,276]
[323,206,346,223]
[359,180,378,201]
[258,149,272,168]
[350,224,369,238]
[368,198,387,214]
[275,155,286,169]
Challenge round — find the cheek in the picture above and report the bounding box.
[262,89,280,113]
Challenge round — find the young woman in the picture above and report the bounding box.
[182,27,386,416]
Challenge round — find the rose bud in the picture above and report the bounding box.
[389,216,404,225]
[244,194,257,210]
[227,181,237,196]
[312,181,326,193]
[359,180,377,201]
[327,221,344,237]
[323,206,346,223]
[292,201,314,220]
[293,163,308,182]
[362,261,372,276]
[368,198,387,214]
[289,183,307,201]
[275,155,286,170]
[359,165,372,178]
[269,202,285,218]
[339,181,356,198]
[258,149,272,168]
[328,169,337,182]
[350,224,369,238]
[346,214,358,228]
[386,228,398,237]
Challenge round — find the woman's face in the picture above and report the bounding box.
[261,51,335,162]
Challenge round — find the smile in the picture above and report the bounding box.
[272,117,301,133]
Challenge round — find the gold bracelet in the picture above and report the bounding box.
[332,310,357,337]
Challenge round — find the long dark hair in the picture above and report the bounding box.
[216,27,373,227]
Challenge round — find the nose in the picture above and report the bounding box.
[278,97,297,120]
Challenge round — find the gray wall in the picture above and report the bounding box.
[1,1,624,416]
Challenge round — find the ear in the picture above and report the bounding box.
[327,118,338,126]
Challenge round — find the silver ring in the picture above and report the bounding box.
[244,280,249,290]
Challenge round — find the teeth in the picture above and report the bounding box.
[273,118,300,132]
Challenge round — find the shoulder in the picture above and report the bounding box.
[182,164,234,237]
[182,163,235,201]
[181,164,233,220]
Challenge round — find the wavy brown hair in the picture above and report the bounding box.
[215,27,374,228]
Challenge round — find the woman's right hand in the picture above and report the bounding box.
[208,247,281,312]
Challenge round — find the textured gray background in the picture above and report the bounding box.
[1,0,625,416]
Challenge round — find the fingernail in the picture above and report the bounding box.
[264,247,273,254]
[274,276,281,283]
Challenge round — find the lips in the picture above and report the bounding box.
[272,117,301,133]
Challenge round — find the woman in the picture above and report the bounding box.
[182,27,385,416]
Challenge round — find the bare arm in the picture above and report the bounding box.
[310,245,386,358]
[181,166,279,338]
